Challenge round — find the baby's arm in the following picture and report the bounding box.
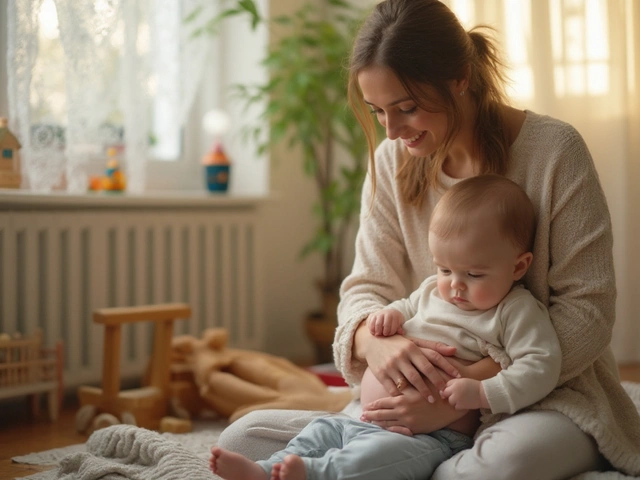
[441,378,489,410]
[445,292,561,414]
[366,308,405,337]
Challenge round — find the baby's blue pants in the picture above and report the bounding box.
[256,415,472,480]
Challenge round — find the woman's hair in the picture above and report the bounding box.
[430,175,536,253]
[348,0,511,206]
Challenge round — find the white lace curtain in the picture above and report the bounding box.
[7,0,215,193]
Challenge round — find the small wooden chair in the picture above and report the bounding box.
[76,303,191,431]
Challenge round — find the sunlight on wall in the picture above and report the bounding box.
[625,0,637,96]
[503,0,533,102]
[448,0,611,101]
[551,0,609,97]
[450,0,474,26]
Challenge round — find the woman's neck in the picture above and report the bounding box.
[501,105,527,146]
[442,104,526,179]
[442,105,477,179]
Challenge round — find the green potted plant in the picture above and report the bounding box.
[188,0,371,362]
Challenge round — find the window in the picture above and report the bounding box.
[3,0,269,195]
[551,0,610,97]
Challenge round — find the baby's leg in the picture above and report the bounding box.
[271,455,306,480]
[210,446,268,480]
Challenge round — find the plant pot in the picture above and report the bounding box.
[305,312,337,364]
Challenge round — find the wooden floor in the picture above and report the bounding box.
[1,365,640,479]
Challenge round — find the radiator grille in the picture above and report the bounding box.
[0,207,264,388]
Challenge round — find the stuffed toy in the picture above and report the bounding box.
[168,328,353,423]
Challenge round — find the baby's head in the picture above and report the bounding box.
[428,175,536,311]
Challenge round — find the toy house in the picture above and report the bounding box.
[0,117,22,188]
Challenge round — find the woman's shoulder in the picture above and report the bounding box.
[517,110,588,152]
[510,110,596,179]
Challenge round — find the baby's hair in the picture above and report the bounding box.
[430,175,536,253]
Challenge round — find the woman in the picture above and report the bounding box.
[219,1,640,477]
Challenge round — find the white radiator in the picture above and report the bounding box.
[0,198,265,388]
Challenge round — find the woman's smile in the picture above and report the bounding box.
[403,131,426,147]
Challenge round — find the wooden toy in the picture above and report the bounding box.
[0,329,64,421]
[76,303,191,432]
[0,117,22,188]
[159,416,192,433]
[168,328,352,423]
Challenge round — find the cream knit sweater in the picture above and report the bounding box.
[334,110,640,475]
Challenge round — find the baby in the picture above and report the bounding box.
[210,174,561,480]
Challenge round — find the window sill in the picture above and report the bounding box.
[0,189,270,210]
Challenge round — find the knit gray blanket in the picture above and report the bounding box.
[56,424,214,480]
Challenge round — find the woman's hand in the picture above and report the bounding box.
[354,321,459,401]
[361,385,470,435]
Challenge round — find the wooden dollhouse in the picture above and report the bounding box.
[0,330,64,421]
[0,117,22,188]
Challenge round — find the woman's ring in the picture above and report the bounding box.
[396,377,407,391]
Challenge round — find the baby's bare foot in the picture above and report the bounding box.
[272,454,306,480]
[210,447,268,480]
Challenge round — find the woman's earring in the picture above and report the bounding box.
[460,90,465,96]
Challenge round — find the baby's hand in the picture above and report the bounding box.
[441,378,487,410]
[366,309,404,337]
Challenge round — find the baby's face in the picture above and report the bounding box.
[429,219,525,311]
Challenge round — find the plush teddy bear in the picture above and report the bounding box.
[168,328,353,422]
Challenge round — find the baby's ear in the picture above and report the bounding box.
[513,252,533,281]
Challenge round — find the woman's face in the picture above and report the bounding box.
[358,65,449,157]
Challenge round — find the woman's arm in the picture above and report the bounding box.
[528,129,616,384]
[334,142,414,384]
[334,141,462,396]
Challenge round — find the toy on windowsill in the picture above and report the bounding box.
[202,109,231,193]
[88,147,126,192]
[202,141,230,192]
[0,117,22,189]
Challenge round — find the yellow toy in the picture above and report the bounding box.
[88,147,126,192]
[103,147,126,191]
[169,328,353,423]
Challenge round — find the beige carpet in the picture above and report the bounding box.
[13,382,640,480]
